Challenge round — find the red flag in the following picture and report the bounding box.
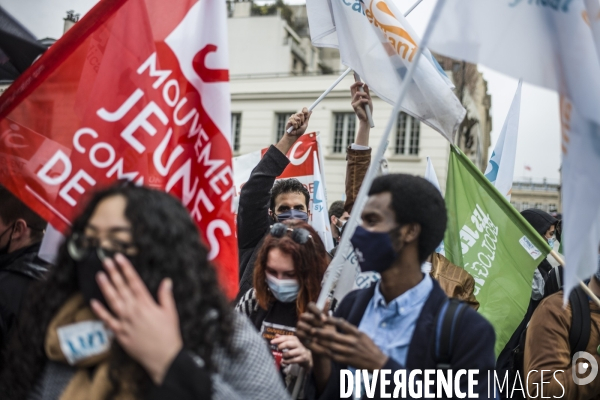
[0,0,238,298]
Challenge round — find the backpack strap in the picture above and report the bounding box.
[569,285,591,356]
[435,298,468,369]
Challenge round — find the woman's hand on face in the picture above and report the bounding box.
[90,253,183,386]
[271,334,312,369]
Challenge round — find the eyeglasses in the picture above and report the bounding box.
[269,223,313,244]
[67,232,137,262]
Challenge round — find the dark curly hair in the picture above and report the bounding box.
[369,174,447,263]
[0,183,234,399]
[269,178,310,212]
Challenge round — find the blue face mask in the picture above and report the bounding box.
[547,237,556,249]
[350,226,398,273]
[276,209,308,223]
[266,274,299,303]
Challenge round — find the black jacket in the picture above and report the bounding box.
[308,280,496,400]
[237,145,289,300]
[0,242,49,350]
[147,350,211,400]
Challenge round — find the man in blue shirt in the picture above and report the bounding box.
[297,174,496,399]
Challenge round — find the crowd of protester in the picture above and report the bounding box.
[0,82,598,400]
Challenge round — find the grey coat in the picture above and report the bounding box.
[29,313,291,400]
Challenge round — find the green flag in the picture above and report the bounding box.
[444,146,551,357]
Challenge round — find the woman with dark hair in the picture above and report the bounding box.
[235,219,329,394]
[0,183,288,400]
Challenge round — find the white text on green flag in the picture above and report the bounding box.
[444,147,551,357]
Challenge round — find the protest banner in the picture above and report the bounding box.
[428,0,600,298]
[306,0,465,142]
[484,80,522,200]
[0,0,238,298]
[233,133,317,202]
[312,151,334,252]
[444,146,551,357]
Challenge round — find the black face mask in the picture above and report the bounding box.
[70,242,138,309]
[350,226,403,273]
[74,247,108,308]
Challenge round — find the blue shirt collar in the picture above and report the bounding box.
[373,273,433,315]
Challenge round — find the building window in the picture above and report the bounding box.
[332,112,356,153]
[231,113,241,152]
[395,112,420,155]
[534,203,543,210]
[548,203,557,212]
[275,112,294,143]
[522,202,530,210]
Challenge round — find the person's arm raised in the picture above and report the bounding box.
[275,107,312,155]
[345,83,373,213]
[237,107,312,253]
[351,82,373,148]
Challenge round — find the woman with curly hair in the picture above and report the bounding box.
[235,220,329,394]
[0,183,289,400]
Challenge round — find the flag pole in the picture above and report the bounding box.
[316,0,450,309]
[353,72,375,128]
[286,68,352,133]
[549,250,600,309]
[286,0,424,133]
[405,0,425,15]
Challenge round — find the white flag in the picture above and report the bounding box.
[484,80,522,200]
[429,0,600,126]
[312,152,335,252]
[424,156,442,194]
[424,156,444,254]
[428,0,600,297]
[306,0,465,141]
[561,99,600,298]
[585,0,600,64]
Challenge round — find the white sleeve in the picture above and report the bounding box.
[349,143,370,150]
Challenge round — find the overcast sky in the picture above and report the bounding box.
[1,0,562,182]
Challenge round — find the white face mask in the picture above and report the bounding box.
[336,219,347,233]
[265,274,299,303]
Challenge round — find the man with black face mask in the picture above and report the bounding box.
[297,174,496,399]
[0,185,49,355]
